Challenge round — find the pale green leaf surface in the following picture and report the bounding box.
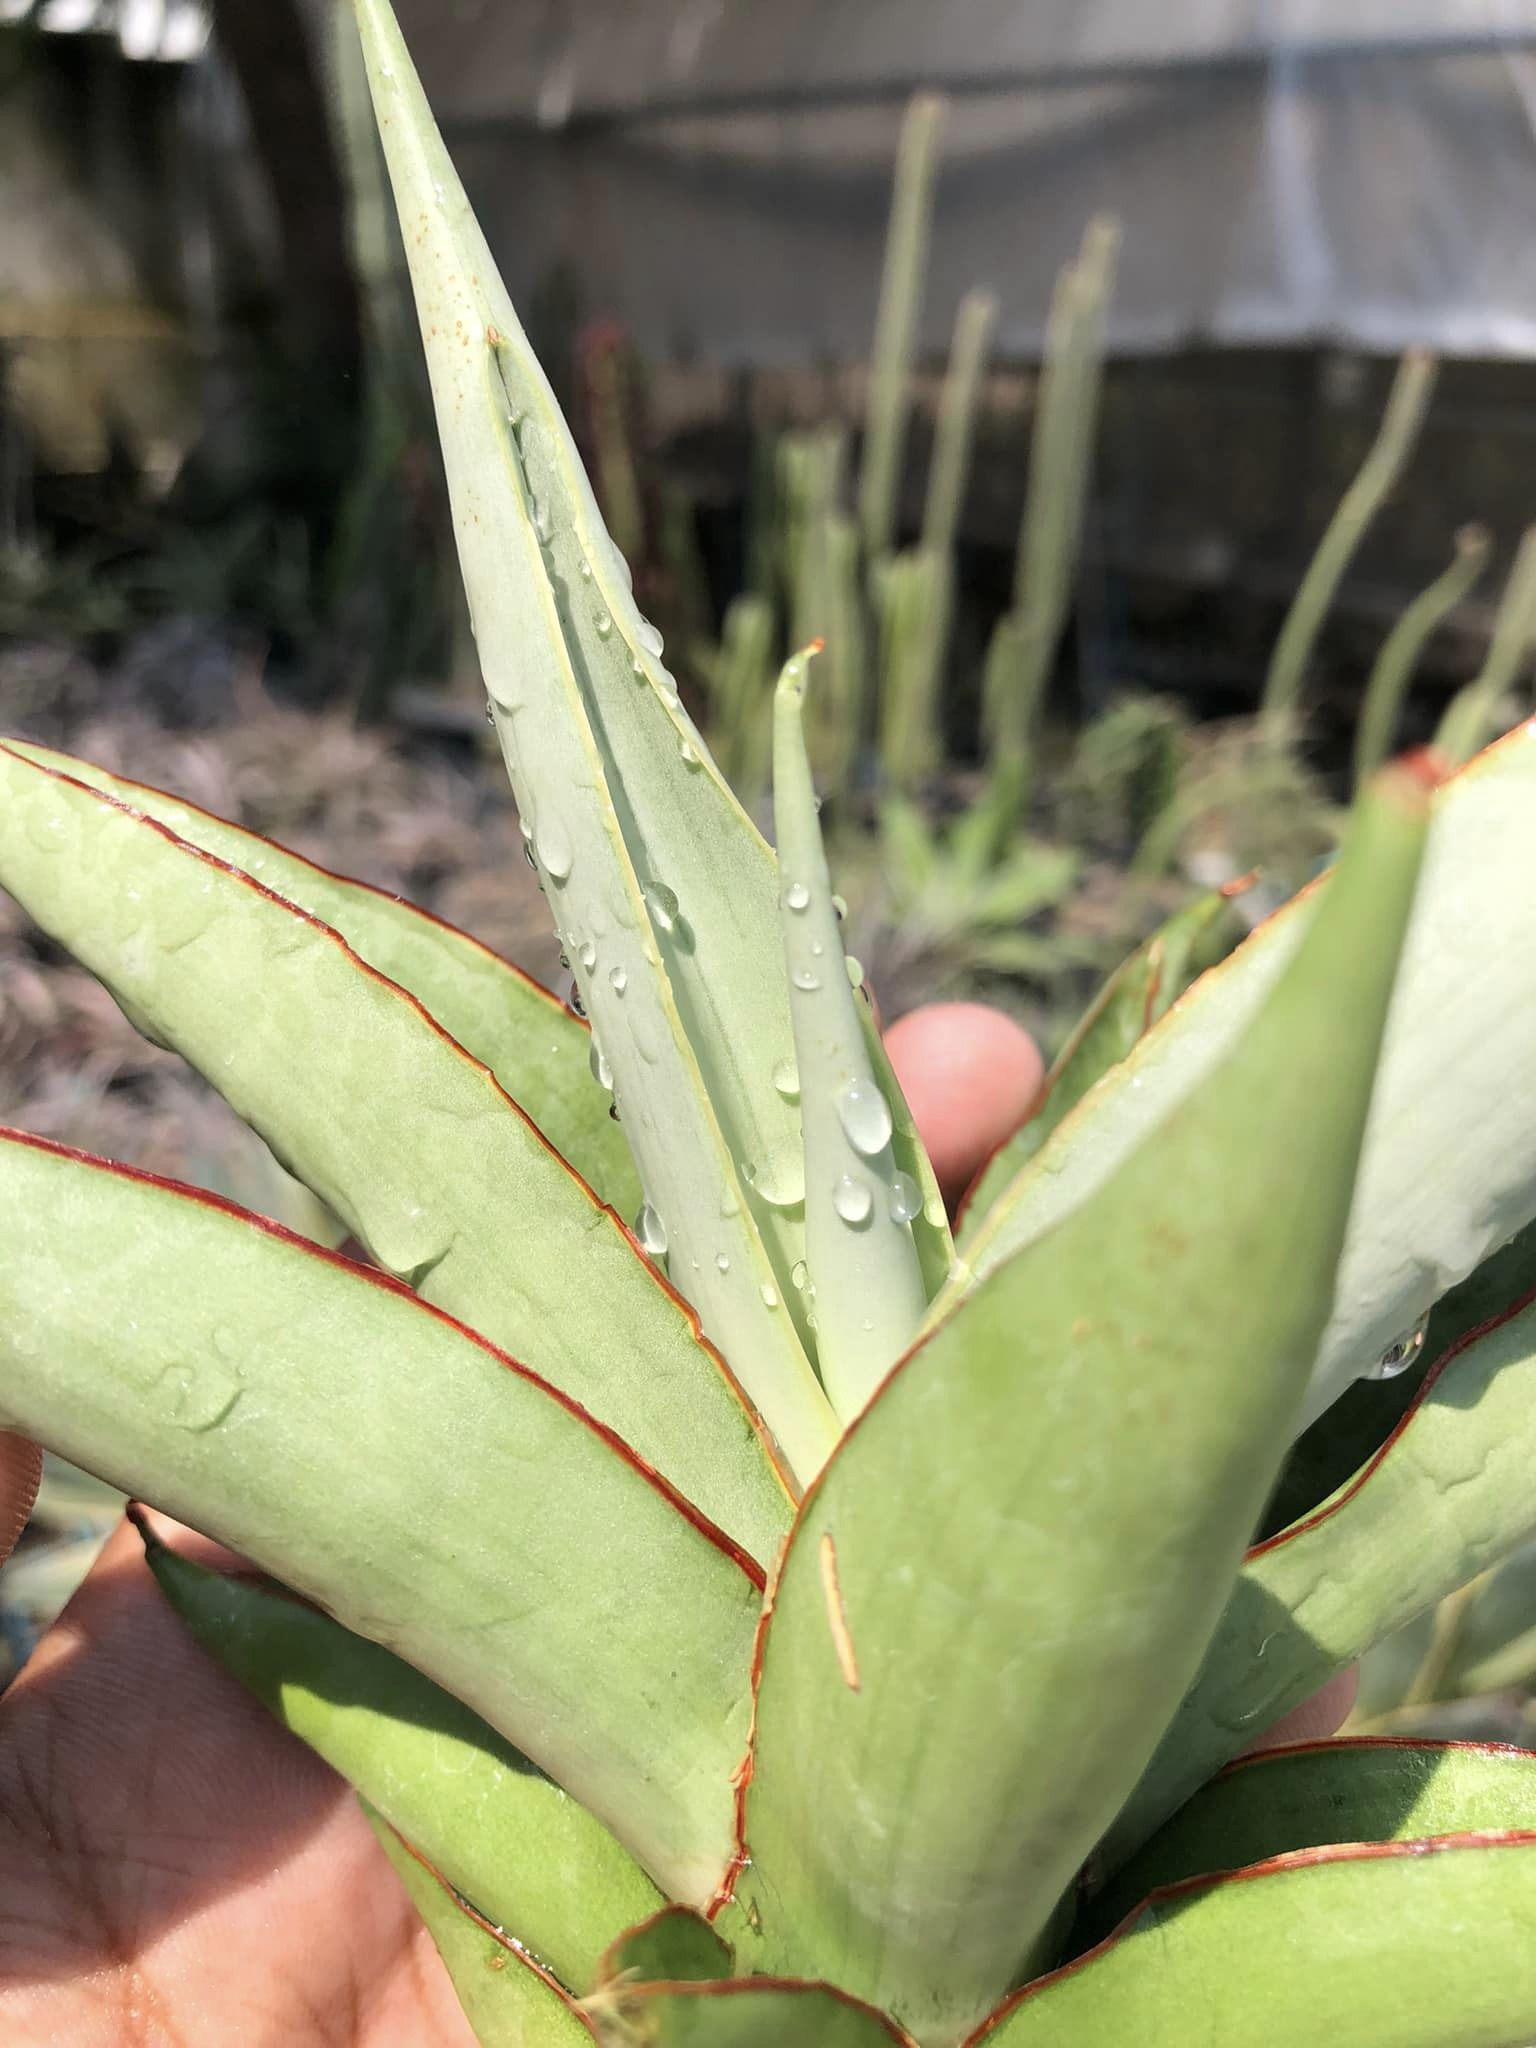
[594,1907,733,1990]
[955,724,1536,1429]
[143,1537,662,1990]
[364,1809,599,2045]
[985,1835,1536,2048]
[732,770,1429,2044]
[0,745,789,1561]
[774,649,927,1417]
[605,1982,912,2047]
[1259,1213,1536,1542]
[6,738,638,1212]
[1102,1281,1536,1871]
[960,886,1232,1233]
[353,0,835,1484]
[858,1010,954,1299]
[0,1133,760,1902]
[1086,1738,1536,1946]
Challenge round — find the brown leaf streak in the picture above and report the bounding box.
[818,1532,861,1693]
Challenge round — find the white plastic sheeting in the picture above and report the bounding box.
[401,0,1536,360]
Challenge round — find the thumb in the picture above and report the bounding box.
[885,1001,1045,1210]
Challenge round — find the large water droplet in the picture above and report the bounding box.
[537,823,574,882]
[760,1282,779,1309]
[578,938,597,972]
[771,1057,800,1102]
[589,1040,612,1090]
[1367,1315,1430,1381]
[634,1203,669,1257]
[636,616,665,658]
[784,881,811,912]
[742,1157,806,1210]
[793,968,821,992]
[836,1078,892,1157]
[832,893,848,922]
[889,1172,922,1224]
[578,556,593,582]
[609,965,628,994]
[833,1174,874,1226]
[594,611,613,640]
[680,741,701,768]
[715,1252,730,1273]
[531,495,553,543]
[645,881,680,934]
[845,955,865,989]
[791,1259,809,1291]
[564,978,586,1021]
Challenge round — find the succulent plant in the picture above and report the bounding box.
[4,6,1536,2042]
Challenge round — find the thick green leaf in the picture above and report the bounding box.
[1085,1738,1536,1946]
[774,648,927,1418]
[982,1834,1536,2048]
[0,746,790,1561]
[600,1981,912,2047]
[956,724,1536,1429]
[730,767,1430,2043]
[0,1132,761,1903]
[594,1907,733,1990]
[1259,1215,1536,1541]
[959,885,1235,1231]
[1103,1280,1536,1870]
[142,1534,662,1990]
[353,0,837,1484]
[365,1809,599,2045]
[6,738,639,1213]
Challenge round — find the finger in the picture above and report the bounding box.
[1241,1666,1361,1755]
[0,1432,41,1573]
[884,1001,1045,1208]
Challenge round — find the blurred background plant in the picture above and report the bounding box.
[5,0,1536,1705]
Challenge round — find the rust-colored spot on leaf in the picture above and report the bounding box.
[819,1531,861,1692]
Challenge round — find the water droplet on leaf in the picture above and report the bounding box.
[633,1203,668,1257]
[645,881,680,934]
[537,824,573,882]
[889,1172,922,1223]
[784,882,810,912]
[833,1174,874,1225]
[836,1078,892,1157]
[771,1057,800,1101]
[1367,1315,1430,1381]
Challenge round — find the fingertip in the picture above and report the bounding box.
[884,1001,1046,1207]
[0,1431,42,1572]
[1241,1666,1360,1755]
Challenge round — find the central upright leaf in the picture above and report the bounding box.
[354,0,836,1483]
